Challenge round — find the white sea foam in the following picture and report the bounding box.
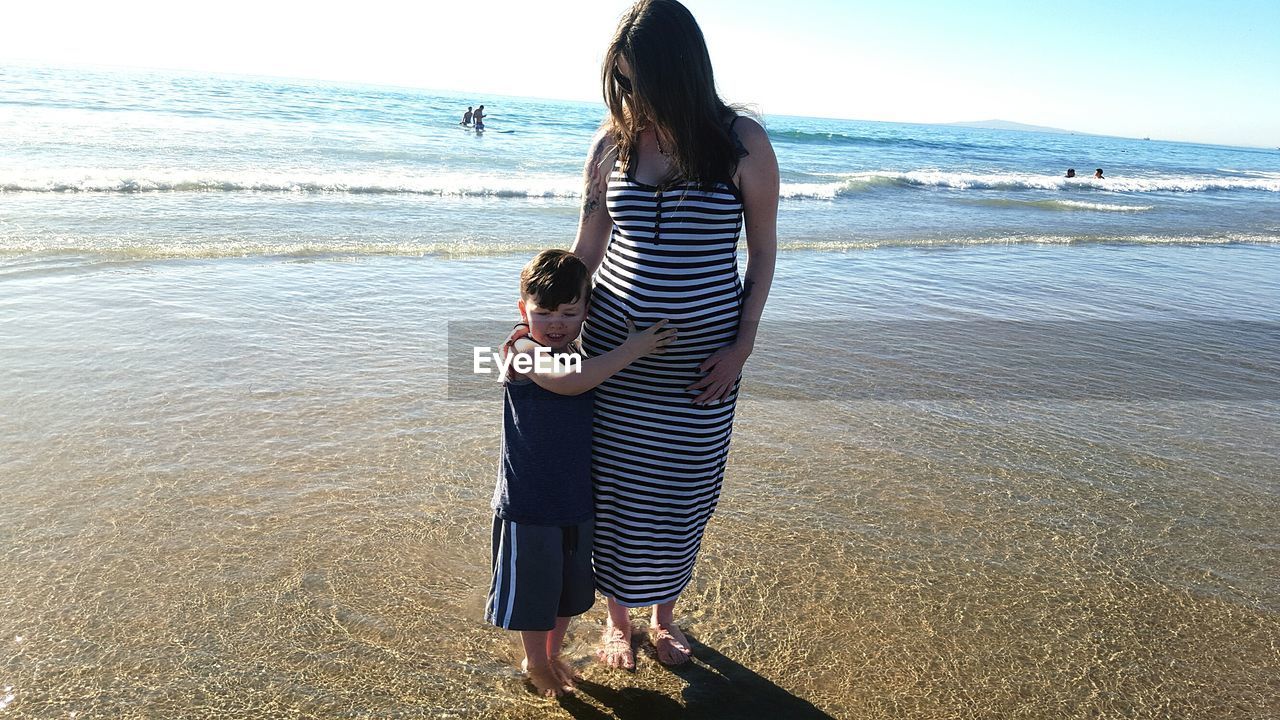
[781,234,1280,251]
[1216,169,1280,178]
[1050,200,1154,212]
[777,182,843,200]
[779,171,1280,198]
[5,168,1279,200]
[928,170,1280,192]
[967,198,1156,212]
[4,234,1276,268]
[0,169,582,198]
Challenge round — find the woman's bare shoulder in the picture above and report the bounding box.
[730,115,771,151]
[585,126,620,181]
[589,126,620,157]
[730,115,777,188]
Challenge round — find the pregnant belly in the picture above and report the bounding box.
[584,282,740,361]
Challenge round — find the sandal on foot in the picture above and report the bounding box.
[595,624,635,670]
[649,624,693,666]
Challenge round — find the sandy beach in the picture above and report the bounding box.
[2,248,1277,718]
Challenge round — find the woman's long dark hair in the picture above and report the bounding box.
[603,0,741,188]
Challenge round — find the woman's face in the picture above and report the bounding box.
[614,57,647,116]
[614,57,634,96]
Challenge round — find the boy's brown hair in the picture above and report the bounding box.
[520,250,591,308]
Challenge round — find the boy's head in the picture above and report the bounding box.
[518,250,591,351]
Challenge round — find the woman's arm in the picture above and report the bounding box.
[687,117,779,405]
[570,128,619,275]
[733,117,779,353]
[499,131,616,349]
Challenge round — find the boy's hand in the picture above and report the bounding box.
[502,322,531,356]
[622,318,677,357]
[497,322,532,381]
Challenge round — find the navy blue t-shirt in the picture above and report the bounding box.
[492,374,594,526]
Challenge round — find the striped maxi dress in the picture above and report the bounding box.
[581,148,745,608]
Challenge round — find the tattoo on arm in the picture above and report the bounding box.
[582,136,611,221]
[582,180,601,220]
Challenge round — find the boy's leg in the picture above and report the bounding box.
[548,616,572,655]
[488,519,574,695]
[521,630,573,698]
[488,518,561,632]
[546,616,580,684]
[483,515,508,627]
[549,519,593,682]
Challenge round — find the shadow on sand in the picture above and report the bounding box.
[555,634,835,719]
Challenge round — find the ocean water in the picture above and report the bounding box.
[2,64,1279,265]
[2,64,1279,718]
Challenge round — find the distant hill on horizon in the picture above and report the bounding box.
[946,119,1093,136]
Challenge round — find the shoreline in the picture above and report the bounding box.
[3,235,1280,270]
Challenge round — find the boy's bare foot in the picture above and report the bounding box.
[595,623,635,670]
[522,658,574,697]
[549,656,581,686]
[649,622,692,666]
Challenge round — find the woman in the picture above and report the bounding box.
[572,0,778,668]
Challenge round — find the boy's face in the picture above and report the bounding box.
[518,294,587,352]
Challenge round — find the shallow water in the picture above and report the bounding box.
[2,246,1277,718]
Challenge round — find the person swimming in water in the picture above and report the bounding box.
[474,105,487,132]
[1066,168,1076,178]
[1094,168,1105,179]
[461,106,474,126]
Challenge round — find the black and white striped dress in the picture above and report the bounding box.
[581,151,744,607]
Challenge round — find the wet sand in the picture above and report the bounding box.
[2,248,1277,718]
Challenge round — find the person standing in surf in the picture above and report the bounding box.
[571,0,779,669]
[486,249,675,698]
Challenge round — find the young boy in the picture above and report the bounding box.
[486,249,674,698]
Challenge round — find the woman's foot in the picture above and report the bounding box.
[595,622,635,670]
[522,658,574,697]
[649,622,693,666]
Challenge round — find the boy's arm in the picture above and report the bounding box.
[508,320,674,396]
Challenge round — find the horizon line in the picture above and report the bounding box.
[5,58,1278,152]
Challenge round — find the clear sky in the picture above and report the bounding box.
[3,0,1278,147]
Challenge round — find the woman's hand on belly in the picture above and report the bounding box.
[686,342,750,405]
